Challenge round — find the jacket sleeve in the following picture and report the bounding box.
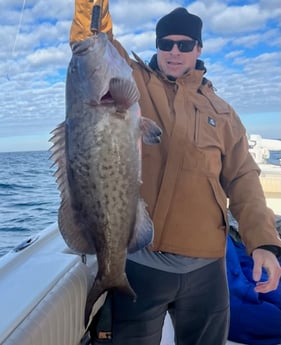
[220,111,281,254]
[70,0,113,43]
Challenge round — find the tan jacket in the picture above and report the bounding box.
[69,0,281,258]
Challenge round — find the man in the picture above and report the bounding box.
[70,2,281,344]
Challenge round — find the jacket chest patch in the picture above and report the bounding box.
[208,116,216,127]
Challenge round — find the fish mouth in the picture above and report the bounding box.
[100,90,114,104]
[71,39,92,55]
[88,91,114,106]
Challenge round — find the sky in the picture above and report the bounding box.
[0,0,280,152]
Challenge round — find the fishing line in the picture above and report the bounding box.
[6,0,26,80]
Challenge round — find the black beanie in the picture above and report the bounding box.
[156,7,203,47]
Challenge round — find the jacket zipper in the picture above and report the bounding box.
[194,106,200,145]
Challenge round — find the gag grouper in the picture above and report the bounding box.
[50,32,162,326]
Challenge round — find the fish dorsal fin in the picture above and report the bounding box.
[109,78,140,111]
[49,122,67,193]
[49,122,96,254]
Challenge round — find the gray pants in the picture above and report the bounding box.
[109,258,229,345]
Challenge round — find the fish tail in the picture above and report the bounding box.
[85,279,105,328]
[116,274,137,301]
[84,274,136,328]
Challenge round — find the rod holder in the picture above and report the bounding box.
[91,5,102,33]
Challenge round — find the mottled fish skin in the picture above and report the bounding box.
[49,32,162,327]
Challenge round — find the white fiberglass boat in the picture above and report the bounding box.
[0,223,250,345]
[0,135,280,345]
[248,134,281,215]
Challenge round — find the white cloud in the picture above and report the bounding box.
[212,4,267,33]
[189,0,280,35]
[202,37,228,53]
[225,50,244,59]
[26,44,71,68]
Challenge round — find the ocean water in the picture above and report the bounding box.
[0,151,60,256]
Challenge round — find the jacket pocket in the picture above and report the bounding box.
[182,142,222,177]
[208,176,228,231]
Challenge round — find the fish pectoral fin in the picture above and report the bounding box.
[109,77,140,111]
[128,199,154,253]
[140,117,162,144]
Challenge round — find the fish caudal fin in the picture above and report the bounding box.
[85,274,136,328]
[140,117,162,144]
[128,199,154,253]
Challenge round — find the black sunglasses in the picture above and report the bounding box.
[157,38,197,53]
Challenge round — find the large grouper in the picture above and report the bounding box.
[49,32,162,326]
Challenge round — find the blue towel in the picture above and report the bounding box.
[226,235,281,345]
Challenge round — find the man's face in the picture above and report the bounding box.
[157,35,202,79]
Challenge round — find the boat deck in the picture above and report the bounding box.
[161,314,247,345]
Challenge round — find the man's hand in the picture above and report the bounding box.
[252,248,281,293]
